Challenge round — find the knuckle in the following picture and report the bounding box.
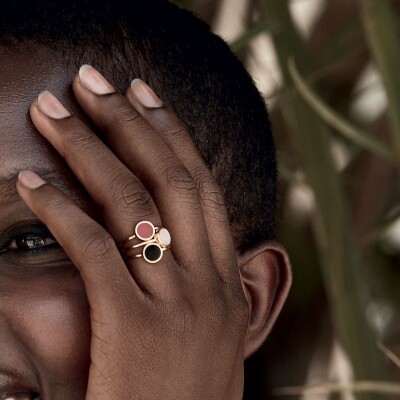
[199,181,230,223]
[111,176,153,212]
[163,124,186,138]
[63,121,97,149]
[110,106,141,129]
[200,179,227,208]
[79,229,117,262]
[163,164,197,196]
[157,117,187,138]
[44,195,68,212]
[194,169,226,207]
[195,172,230,223]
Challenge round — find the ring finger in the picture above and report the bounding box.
[70,66,218,284]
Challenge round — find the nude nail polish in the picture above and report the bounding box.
[131,79,164,108]
[37,90,71,119]
[18,170,47,189]
[79,64,116,95]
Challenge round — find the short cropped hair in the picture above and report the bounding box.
[0,0,277,252]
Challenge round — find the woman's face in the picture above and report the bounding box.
[0,46,95,399]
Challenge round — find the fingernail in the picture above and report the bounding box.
[131,79,164,108]
[79,64,116,95]
[37,90,71,119]
[18,170,47,189]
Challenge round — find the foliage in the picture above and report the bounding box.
[172,0,400,399]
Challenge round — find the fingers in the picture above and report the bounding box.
[31,91,160,244]
[27,65,224,298]
[29,92,184,299]
[15,170,144,313]
[126,80,240,286]
[70,65,217,280]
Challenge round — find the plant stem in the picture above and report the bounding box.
[288,58,395,162]
[359,0,400,164]
[262,1,385,398]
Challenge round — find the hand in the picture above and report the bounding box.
[16,65,249,400]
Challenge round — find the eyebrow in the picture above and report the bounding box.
[0,168,64,202]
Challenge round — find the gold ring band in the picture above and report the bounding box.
[118,221,171,264]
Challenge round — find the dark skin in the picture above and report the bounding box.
[0,46,292,400]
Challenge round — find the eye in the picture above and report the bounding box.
[0,221,60,256]
[0,393,40,400]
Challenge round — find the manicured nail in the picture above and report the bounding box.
[131,79,164,108]
[79,64,116,95]
[37,90,71,119]
[18,170,47,189]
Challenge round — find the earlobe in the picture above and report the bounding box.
[237,241,292,359]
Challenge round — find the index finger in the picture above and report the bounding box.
[15,171,145,314]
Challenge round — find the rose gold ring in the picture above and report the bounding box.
[118,221,171,264]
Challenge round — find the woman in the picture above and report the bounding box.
[0,1,291,399]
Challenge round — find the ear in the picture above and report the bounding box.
[237,241,292,359]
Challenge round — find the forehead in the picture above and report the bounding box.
[0,45,76,173]
[0,45,93,215]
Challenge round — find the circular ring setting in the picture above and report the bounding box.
[135,221,155,241]
[118,221,171,264]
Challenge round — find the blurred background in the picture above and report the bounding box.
[171,0,400,399]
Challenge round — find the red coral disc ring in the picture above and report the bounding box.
[118,220,171,264]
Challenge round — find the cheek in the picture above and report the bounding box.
[2,268,91,381]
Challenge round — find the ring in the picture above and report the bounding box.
[118,221,171,264]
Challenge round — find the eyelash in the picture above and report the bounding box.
[0,222,60,256]
[0,393,40,400]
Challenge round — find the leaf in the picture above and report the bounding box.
[360,0,400,161]
[288,57,395,162]
[377,342,400,369]
[229,19,273,53]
